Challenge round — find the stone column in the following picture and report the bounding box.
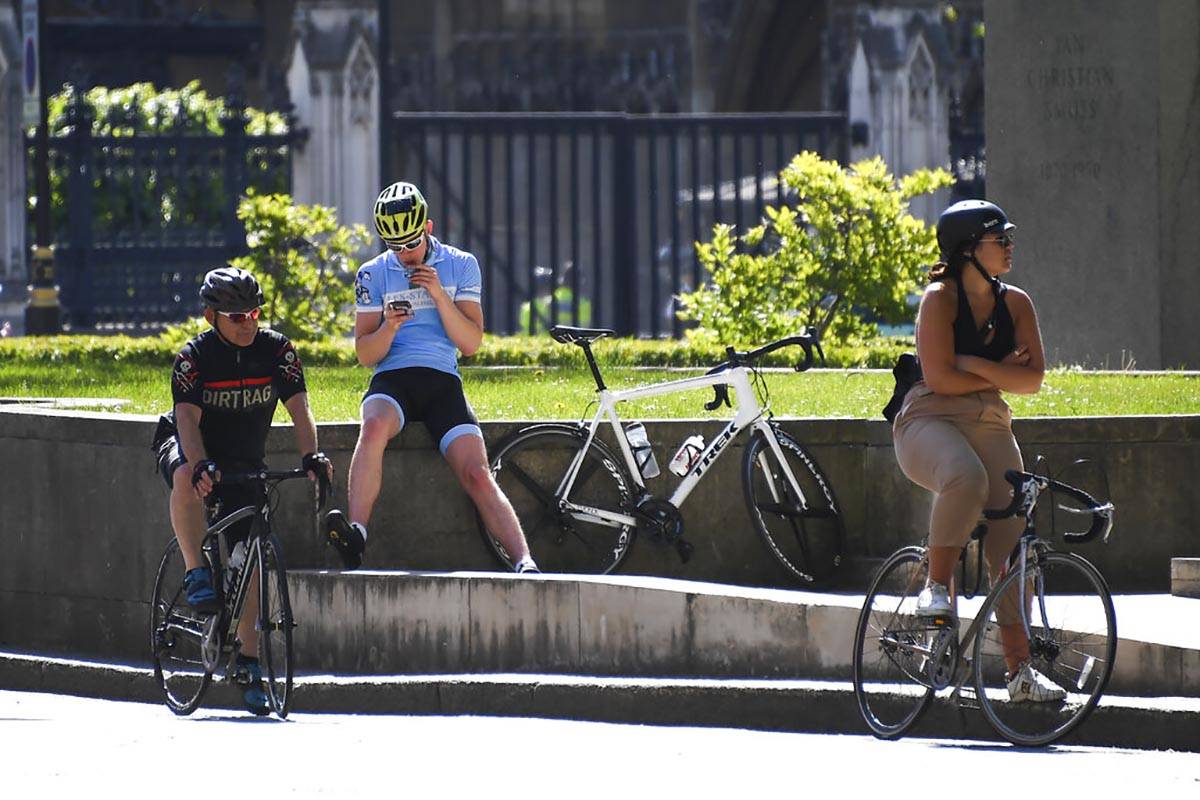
[986,0,1200,368]
[287,1,379,234]
[0,6,24,290]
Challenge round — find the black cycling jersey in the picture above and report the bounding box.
[170,328,307,463]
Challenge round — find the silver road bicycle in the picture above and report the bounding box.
[477,325,843,584]
[852,468,1117,746]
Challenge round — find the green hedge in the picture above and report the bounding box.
[0,333,912,369]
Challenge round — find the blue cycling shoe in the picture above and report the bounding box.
[234,655,271,717]
[183,567,220,614]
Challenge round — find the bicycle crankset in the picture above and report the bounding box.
[199,614,222,673]
[634,497,694,562]
[926,623,960,690]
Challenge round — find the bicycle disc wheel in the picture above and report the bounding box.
[743,425,844,585]
[852,546,937,739]
[149,538,213,715]
[972,550,1116,747]
[258,534,294,718]
[481,424,635,574]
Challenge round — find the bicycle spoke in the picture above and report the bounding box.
[853,547,935,739]
[150,538,213,715]
[973,551,1116,747]
[258,535,294,718]
[743,427,843,585]
[503,460,556,508]
[482,427,634,574]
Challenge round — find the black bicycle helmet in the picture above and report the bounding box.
[936,200,1016,260]
[199,266,264,312]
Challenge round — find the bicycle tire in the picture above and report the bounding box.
[258,533,295,718]
[742,424,844,585]
[852,546,937,739]
[479,423,636,574]
[972,550,1116,747]
[149,537,214,715]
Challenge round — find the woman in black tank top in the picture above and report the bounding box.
[890,201,1061,701]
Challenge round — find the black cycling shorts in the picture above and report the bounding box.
[155,437,264,544]
[362,367,482,454]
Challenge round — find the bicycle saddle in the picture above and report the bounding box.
[549,325,616,345]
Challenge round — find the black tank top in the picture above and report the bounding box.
[953,278,1015,362]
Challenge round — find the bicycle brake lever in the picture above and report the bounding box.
[704,383,731,411]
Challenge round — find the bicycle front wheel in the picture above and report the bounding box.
[149,538,213,715]
[972,550,1117,747]
[852,546,937,739]
[742,425,844,585]
[258,534,294,718]
[481,424,636,574]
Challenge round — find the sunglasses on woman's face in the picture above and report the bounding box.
[389,234,425,252]
[983,234,1015,248]
[218,308,261,324]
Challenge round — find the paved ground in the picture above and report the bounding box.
[2,690,1197,798]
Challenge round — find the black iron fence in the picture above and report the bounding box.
[29,94,304,328]
[391,112,848,337]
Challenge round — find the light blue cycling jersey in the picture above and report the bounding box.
[353,236,483,377]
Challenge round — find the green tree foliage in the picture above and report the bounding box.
[517,286,594,334]
[677,151,954,347]
[33,82,290,242]
[228,191,372,341]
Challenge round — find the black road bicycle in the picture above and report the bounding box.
[150,468,328,717]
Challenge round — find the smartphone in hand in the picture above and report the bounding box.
[388,300,412,314]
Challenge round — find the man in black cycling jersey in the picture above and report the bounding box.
[153,266,332,716]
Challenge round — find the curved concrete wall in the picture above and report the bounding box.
[0,406,1197,663]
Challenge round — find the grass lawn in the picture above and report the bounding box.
[1,362,1198,420]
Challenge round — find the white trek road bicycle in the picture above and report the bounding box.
[477,325,843,583]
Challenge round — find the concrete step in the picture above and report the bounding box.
[1,650,1197,752]
[1171,558,1200,598]
[287,571,1200,698]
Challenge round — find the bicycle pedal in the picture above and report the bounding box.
[675,538,695,563]
[952,687,980,710]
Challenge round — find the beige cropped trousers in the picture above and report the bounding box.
[892,383,1025,617]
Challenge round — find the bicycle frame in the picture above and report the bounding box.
[890,481,1077,697]
[555,364,807,530]
[195,503,272,670]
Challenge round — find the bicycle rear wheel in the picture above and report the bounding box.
[852,546,937,739]
[258,534,294,718]
[972,550,1116,747]
[149,538,213,715]
[742,425,844,585]
[480,424,636,574]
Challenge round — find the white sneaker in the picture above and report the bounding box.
[515,557,540,574]
[1006,661,1067,703]
[915,581,952,617]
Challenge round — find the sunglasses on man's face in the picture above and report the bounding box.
[218,308,261,324]
[389,234,425,252]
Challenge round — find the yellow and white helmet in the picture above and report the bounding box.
[373,181,428,247]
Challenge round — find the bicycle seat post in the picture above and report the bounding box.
[579,342,607,392]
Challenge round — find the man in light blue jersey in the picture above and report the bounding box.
[324,181,538,573]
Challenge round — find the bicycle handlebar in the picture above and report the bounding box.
[215,467,331,511]
[983,469,1114,544]
[703,333,823,411]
